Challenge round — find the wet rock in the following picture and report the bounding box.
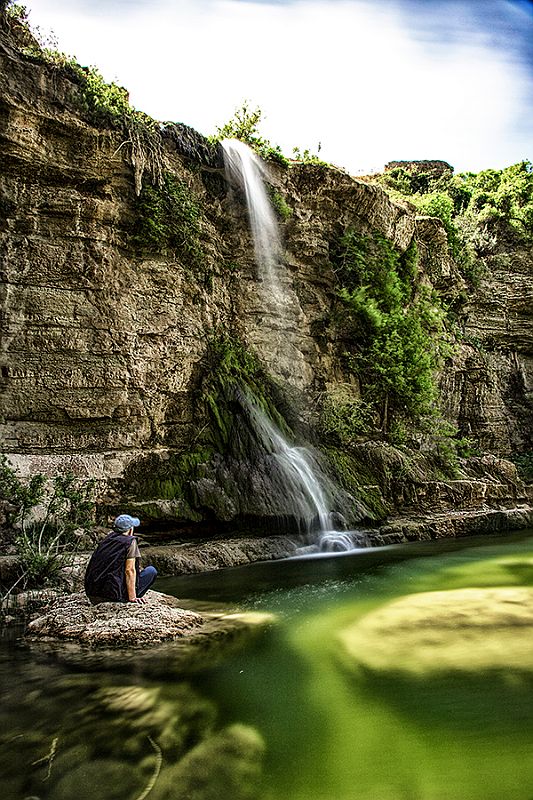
[1,588,62,613]
[53,758,144,800]
[144,536,301,575]
[365,505,533,546]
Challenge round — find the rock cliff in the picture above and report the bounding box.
[1,12,532,541]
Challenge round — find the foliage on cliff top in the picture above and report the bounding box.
[2,2,164,193]
[215,101,328,168]
[374,161,533,277]
[215,101,289,166]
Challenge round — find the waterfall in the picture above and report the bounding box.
[222,139,359,550]
[242,395,334,534]
[221,138,283,294]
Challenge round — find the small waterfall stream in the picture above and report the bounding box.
[242,395,333,535]
[221,138,284,299]
[222,139,359,551]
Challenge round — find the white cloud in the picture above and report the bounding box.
[23,0,533,173]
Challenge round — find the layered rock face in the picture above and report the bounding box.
[1,16,532,532]
[441,245,533,454]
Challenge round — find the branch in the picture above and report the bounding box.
[134,737,162,800]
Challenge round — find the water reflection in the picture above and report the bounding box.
[0,652,265,800]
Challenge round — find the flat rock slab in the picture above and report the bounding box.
[26,590,204,647]
[25,590,275,674]
[339,586,533,677]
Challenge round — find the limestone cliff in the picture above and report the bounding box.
[1,12,532,539]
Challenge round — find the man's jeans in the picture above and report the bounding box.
[137,565,158,597]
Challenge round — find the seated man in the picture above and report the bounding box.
[84,514,157,604]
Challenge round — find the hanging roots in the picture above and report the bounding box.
[127,117,165,196]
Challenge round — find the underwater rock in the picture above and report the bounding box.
[88,682,218,760]
[339,586,533,676]
[53,758,145,800]
[152,723,265,800]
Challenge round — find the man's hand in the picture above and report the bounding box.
[129,597,146,604]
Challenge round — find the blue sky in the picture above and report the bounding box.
[24,0,533,174]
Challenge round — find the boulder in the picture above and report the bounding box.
[26,590,204,647]
[25,590,276,674]
[151,723,265,800]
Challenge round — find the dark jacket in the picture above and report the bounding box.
[84,531,139,603]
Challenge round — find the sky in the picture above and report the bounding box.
[22,0,533,175]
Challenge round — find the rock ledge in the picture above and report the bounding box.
[26,590,205,647]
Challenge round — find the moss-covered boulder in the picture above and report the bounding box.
[339,587,533,677]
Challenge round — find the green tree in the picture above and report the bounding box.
[216,100,264,146]
[335,230,448,432]
[215,101,288,165]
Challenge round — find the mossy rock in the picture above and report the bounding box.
[53,759,144,800]
[152,723,265,800]
[339,587,533,677]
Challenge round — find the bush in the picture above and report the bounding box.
[269,189,293,221]
[0,456,95,591]
[215,101,289,166]
[134,173,204,266]
[374,161,533,284]
[319,391,375,444]
[333,230,449,432]
[510,452,533,482]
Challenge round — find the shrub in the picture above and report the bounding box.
[269,189,293,221]
[134,173,204,266]
[318,391,375,445]
[510,451,533,482]
[0,456,95,591]
[215,101,289,166]
[333,229,449,433]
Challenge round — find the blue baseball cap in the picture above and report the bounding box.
[114,514,141,531]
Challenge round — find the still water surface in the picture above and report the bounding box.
[2,531,533,799]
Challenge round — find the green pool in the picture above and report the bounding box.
[2,531,533,800]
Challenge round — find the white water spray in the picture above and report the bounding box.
[244,397,333,533]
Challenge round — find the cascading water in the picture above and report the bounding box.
[242,395,333,535]
[222,138,313,389]
[222,139,361,551]
[221,138,283,296]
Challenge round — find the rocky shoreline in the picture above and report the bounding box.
[143,503,533,571]
[2,504,533,604]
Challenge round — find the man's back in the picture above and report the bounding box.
[84,531,138,603]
